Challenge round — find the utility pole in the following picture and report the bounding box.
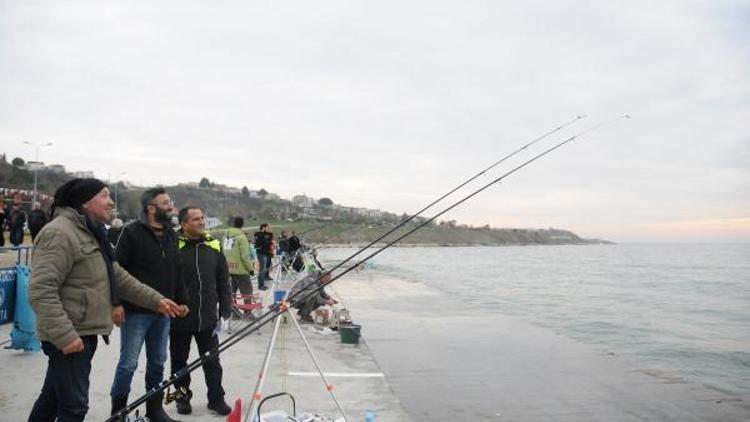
[22,141,53,207]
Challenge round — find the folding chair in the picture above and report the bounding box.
[228,293,263,334]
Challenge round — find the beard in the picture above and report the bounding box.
[155,207,173,226]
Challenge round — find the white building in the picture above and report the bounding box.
[293,194,315,207]
[72,171,95,178]
[47,164,66,173]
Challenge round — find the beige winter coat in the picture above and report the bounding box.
[29,207,164,349]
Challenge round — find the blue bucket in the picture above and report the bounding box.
[273,289,287,304]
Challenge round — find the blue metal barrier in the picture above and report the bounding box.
[1,246,40,351]
[0,267,16,324]
[0,246,31,325]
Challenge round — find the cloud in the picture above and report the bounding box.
[1,0,748,242]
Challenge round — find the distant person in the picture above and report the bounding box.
[27,178,182,422]
[224,217,255,298]
[108,218,124,247]
[278,231,290,256]
[253,223,274,290]
[289,270,338,323]
[8,200,27,246]
[0,195,6,247]
[288,232,305,272]
[170,207,233,416]
[110,187,189,422]
[28,202,49,241]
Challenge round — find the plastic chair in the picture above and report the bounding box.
[228,293,263,334]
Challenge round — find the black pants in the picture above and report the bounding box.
[169,329,225,403]
[10,226,24,246]
[28,336,98,422]
[230,274,253,296]
[297,295,326,318]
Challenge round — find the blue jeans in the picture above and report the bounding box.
[28,336,98,422]
[110,313,170,397]
[258,254,272,287]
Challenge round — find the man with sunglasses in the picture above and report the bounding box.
[109,187,189,422]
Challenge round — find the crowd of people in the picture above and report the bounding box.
[21,178,331,422]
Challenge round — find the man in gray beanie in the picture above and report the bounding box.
[27,178,184,422]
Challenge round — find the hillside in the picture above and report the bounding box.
[0,154,611,245]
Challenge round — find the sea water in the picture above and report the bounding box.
[320,243,750,396]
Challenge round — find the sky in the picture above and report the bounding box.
[1,1,748,243]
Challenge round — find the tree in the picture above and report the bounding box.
[11,157,25,167]
[199,177,211,188]
[258,188,268,198]
[318,197,333,206]
[241,186,249,197]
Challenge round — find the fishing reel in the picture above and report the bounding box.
[164,385,192,405]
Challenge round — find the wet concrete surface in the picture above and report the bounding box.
[0,285,412,421]
[333,272,750,421]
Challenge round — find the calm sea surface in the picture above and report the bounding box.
[321,243,750,396]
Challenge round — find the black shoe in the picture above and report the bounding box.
[258,285,268,290]
[207,399,232,415]
[111,395,128,419]
[175,397,192,415]
[146,392,181,422]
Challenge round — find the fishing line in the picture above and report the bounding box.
[107,114,631,421]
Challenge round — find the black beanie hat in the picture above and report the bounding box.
[53,178,108,210]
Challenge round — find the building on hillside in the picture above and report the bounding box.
[302,207,322,218]
[72,171,95,178]
[24,161,46,171]
[292,194,315,208]
[366,209,382,219]
[47,164,66,173]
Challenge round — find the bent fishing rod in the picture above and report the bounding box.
[239,113,582,289]
[106,114,627,422]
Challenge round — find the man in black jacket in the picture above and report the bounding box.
[28,201,49,241]
[254,223,274,290]
[110,187,189,422]
[170,206,233,416]
[8,200,26,246]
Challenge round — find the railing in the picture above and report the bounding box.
[0,246,32,325]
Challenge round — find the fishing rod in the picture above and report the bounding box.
[106,115,587,421]
[106,114,626,421]
[237,114,632,338]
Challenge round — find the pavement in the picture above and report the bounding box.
[0,282,412,422]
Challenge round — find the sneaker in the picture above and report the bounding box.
[258,285,268,290]
[207,399,232,416]
[299,314,314,323]
[176,398,192,415]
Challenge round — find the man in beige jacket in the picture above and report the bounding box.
[27,178,184,422]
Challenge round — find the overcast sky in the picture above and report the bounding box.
[1,1,748,242]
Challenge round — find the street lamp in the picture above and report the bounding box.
[22,141,53,208]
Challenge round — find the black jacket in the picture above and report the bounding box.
[171,233,232,333]
[254,231,274,256]
[28,209,49,236]
[115,215,189,314]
